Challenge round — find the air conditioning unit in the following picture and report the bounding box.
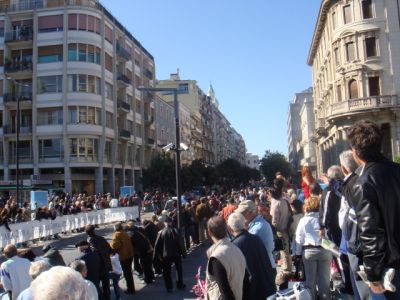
[31,174,40,180]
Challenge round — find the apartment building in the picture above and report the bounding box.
[308,0,400,174]
[0,0,155,195]
[287,88,312,173]
[298,94,316,171]
[246,153,260,170]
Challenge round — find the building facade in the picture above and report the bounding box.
[287,88,313,173]
[0,0,156,195]
[298,94,316,171]
[308,0,400,175]
[246,153,260,170]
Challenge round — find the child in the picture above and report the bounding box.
[110,253,123,300]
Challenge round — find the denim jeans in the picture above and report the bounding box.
[109,272,121,300]
[303,248,332,300]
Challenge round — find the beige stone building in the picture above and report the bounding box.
[308,0,400,175]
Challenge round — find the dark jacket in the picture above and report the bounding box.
[127,226,153,256]
[43,248,66,266]
[231,231,276,300]
[87,234,112,273]
[79,248,101,286]
[319,180,342,246]
[143,221,159,246]
[154,225,185,259]
[353,160,400,282]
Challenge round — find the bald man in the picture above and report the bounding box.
[0,244,31,300]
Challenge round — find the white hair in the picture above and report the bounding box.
[29,260,51,279]
[339,150,358,173]
[327,165,344,180]
[227,212,246,233]
[31,266,87,300]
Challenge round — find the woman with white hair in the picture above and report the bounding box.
[227,212,276,300]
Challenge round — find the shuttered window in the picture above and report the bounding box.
[78,14,86,31]
[68,14,77,30]
[88,15,95,32]
[105,25,112,43]
[38,15,63,32]
[105,53,113,72]
[38,45,63,63]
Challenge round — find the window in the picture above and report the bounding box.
[38,76,62,93]
[68,14,100,34]
[0,20,4,37]
[70,138,98,160]
[178,83,189,94]
[105,25,112,43]
[39,139,64,161]
[345,42,355,62]
[68,14,77,30]
[68,74,101,94]
[106,112,113,128]
[332,12,337,29]
[369,76,380,96]
[79,44,86,62]
[38,45,63,63]
[349,79,358,99]
[38,15,63,33]
[365,37,377,57]
[105,53,113,72]
[334,47,340,66]
[104,141,112,162]
[68,44,77,61]
[78,14,86,31]
[362,0,373,19]
[337,85,342,102]
[105,82,113,99]
[37,108,63,125]
[343,5,352,24]
[68,43,100,64]
[69,106,101,124]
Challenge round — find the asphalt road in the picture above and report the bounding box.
[20,213,208,300]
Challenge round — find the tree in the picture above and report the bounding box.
[260,150,291,184]
[142,153,175,192]
[215,159,261,189]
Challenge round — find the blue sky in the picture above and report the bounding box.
[101,0,322,158]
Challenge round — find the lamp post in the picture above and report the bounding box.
[137,86,183,229]
[7,77,30,205]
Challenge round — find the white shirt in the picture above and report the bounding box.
[110,254,122,275]
[85,280,98,300]
[0,256,32,300]
[109,199,119,208]
[295,212,322,255]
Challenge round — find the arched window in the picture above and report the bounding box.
[349,79,358,99]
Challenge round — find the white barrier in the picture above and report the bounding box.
[0,206,139,248]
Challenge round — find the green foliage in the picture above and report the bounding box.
[395,156,400,164]
[142,153,175,192]
[260,150,291,184]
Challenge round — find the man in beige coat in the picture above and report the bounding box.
[205,216,247,300]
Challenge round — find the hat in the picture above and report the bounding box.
[75,240,89,248]
[236,200,257,214]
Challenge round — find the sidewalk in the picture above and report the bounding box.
[127,243,209,300]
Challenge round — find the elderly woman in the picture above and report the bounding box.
[296,196,331,300]
[227,212,276,300]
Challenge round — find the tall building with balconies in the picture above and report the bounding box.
[287,88,312,173]
[0,0,155,195]
[308,0,400,174]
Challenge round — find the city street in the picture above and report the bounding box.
[22,213,208,300]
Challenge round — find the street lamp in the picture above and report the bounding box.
[6,77,30,205]
[137,86,184,229]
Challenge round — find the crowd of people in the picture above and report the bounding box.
[0,119,399,300]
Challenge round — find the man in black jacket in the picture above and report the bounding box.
[75,240,101,295]
[153,216,186,292]
[126,221,154,284]
[347,120,400,299]
[85,225,112,300]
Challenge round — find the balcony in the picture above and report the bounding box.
[5,60,33,74]
[5,27,33,44]
[117,73,132,86]
[3,124,32,135]
[116,42,131,61]
[0,0,101,12]
[119,128,131,140]
[3,93,33,105]
[326,95,398,118]
[117,99,131,113]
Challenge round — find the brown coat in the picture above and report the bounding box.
[111,230,134,261]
